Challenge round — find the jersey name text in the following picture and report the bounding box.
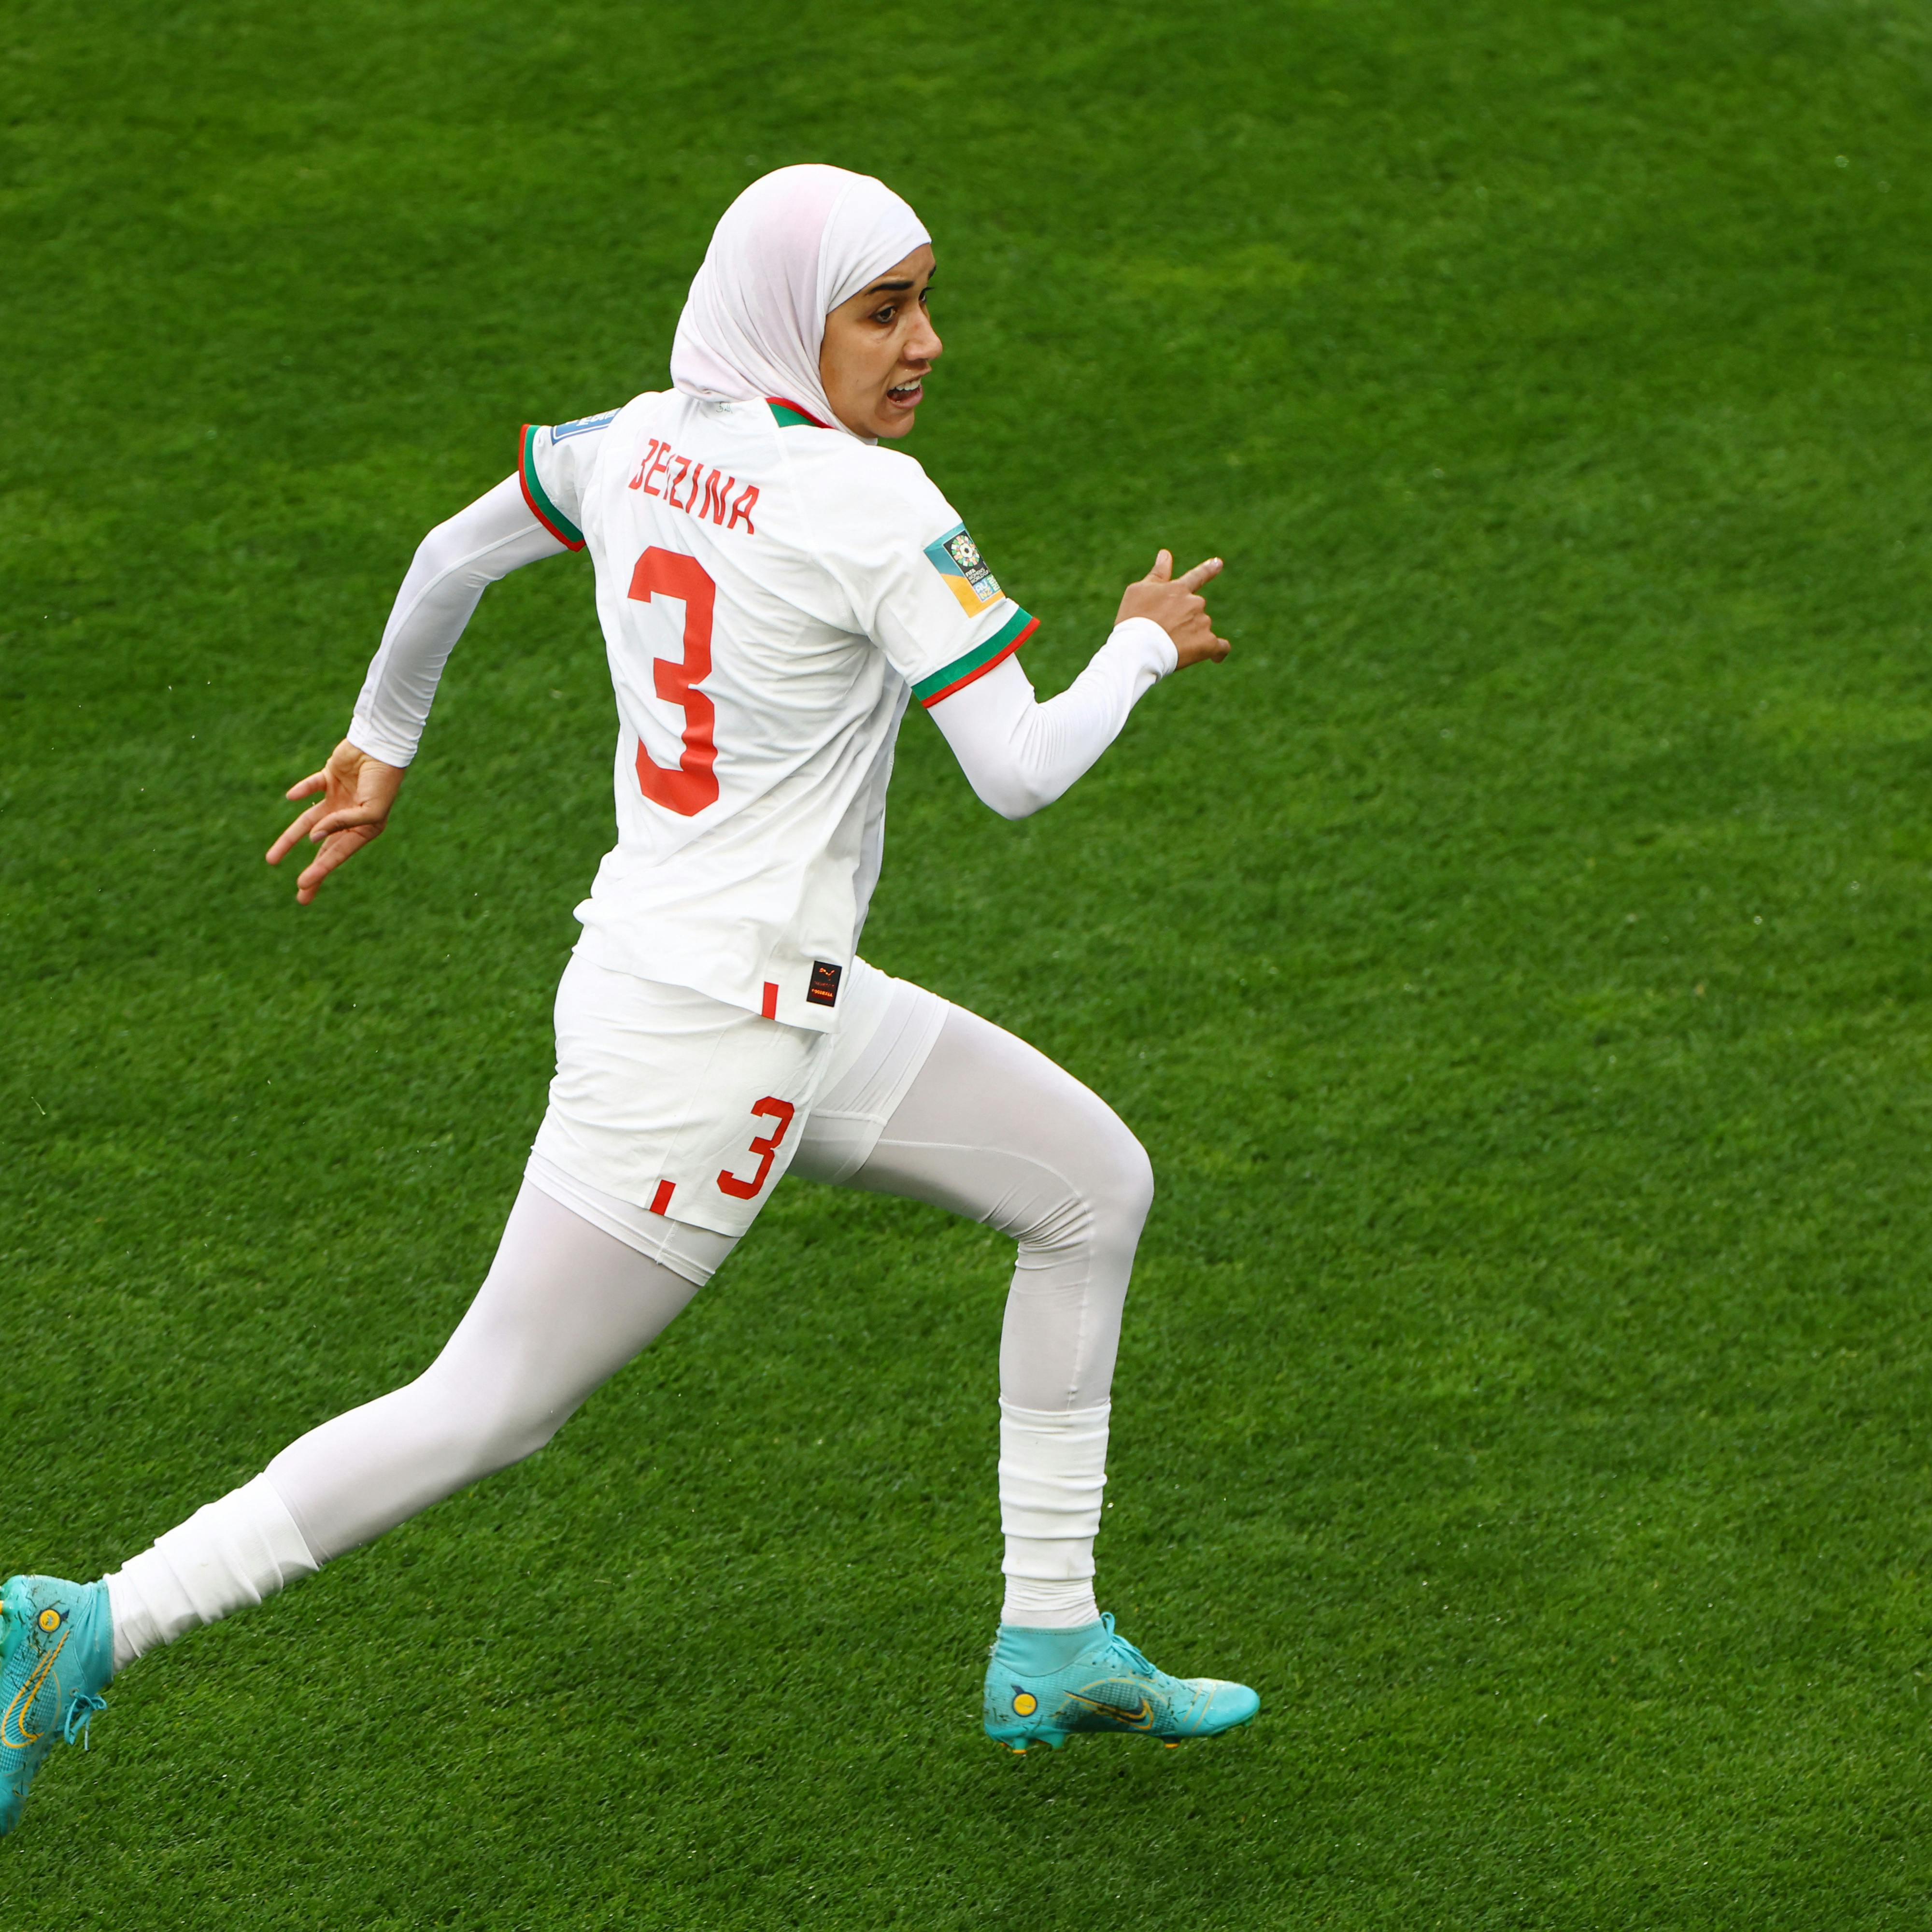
[627,438,759,536]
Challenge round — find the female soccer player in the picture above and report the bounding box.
[1,165,1255,1834]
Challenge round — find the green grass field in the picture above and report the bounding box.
[8,0,1932,1922]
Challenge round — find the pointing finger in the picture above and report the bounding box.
[1177,556,1224,593]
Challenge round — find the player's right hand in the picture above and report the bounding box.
[266,739,406,905]
[1116,550,1230,670]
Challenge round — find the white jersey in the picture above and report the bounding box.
[521,391,1035,1033]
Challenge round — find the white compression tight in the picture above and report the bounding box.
[823,1004,1152,1627]
[104,1003,1152,1666]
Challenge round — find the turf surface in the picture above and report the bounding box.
[7,0,1932,1922]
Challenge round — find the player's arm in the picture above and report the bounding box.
[267,474,568,904]
[929,550,1228,820]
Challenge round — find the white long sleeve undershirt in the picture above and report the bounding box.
[925,621,1176,818]
[343,478,1177,812]
[348,475,567,768]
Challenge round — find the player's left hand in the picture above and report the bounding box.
[265,739,406,905]
[1116,550,1230,669]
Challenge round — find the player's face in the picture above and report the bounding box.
[818,245,942,441]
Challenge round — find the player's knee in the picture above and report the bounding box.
[1089,1112,1155,1237]
[423,1376,569,1480]
[1018,1110,1152,1266]
[476,1398,569,1473]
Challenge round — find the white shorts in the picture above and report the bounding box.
[526,952,947,1285]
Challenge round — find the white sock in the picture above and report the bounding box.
[998,1398,1108,1629]
[103,1474,320,1671]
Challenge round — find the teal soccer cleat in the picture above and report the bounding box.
[1,1575,113,1839]
[983,1612,1259,1753]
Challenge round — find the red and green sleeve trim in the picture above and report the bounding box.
[519,424,585,550]
[914,608,1038,708]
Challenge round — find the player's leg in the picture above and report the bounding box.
[807,998,1145,1613]
[4,952,822,1834]
[1,1181,720,1836]
[792,969,1259,1750]
[117,1180,719,1635]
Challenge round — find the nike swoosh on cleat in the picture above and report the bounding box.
[1064,1690,1155,1729]
[2,1630,66,1750]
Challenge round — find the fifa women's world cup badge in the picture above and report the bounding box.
[923,522,1003,614]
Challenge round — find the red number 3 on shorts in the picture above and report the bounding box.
[717,1097,796,1201]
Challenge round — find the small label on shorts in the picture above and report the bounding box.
[807,961,843,1007]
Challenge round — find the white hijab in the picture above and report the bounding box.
[669,165,930,438]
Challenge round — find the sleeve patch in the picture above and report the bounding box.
[923,523,1002,615]
[552,410,618,441]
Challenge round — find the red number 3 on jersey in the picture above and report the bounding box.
[718,1097,796,1201]
[628,547,720,816]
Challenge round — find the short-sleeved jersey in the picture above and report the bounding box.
[521,392,1036,1032]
